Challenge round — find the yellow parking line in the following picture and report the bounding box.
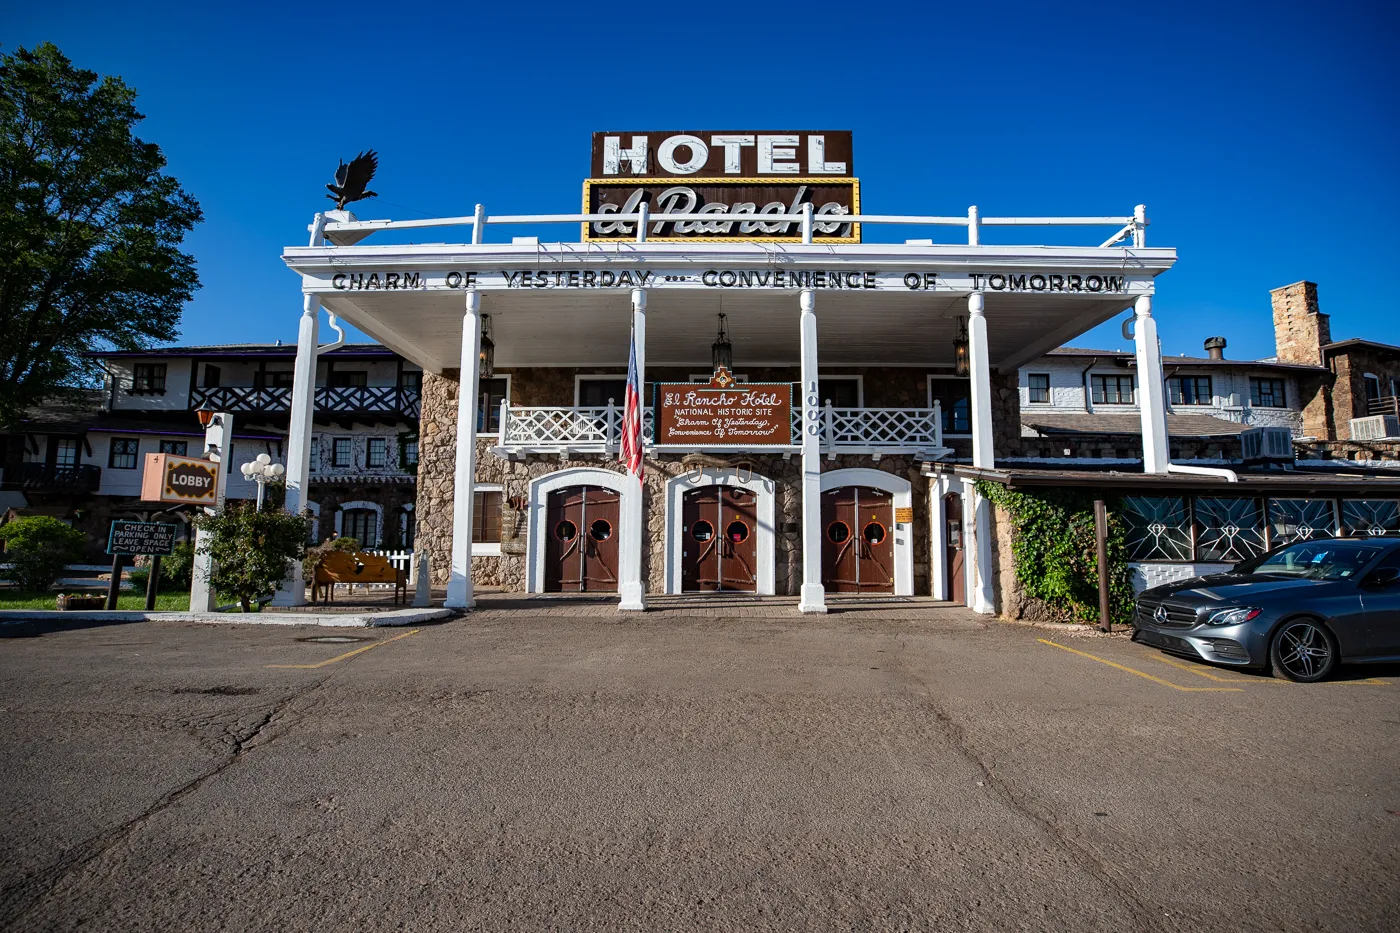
[267,628,420,669]
[1038,639,1243,692]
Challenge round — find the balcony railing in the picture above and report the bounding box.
[493,401,945,457]
[1,462,101,492]
[1367,396,1399,418]
[189,385,421,419]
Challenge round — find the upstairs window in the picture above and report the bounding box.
[367,437,387,468]
[401,370,423,393]
[577,377,627,408]
[1091,374,1135,405]
[1168,375,1212,406]
[928,377,971,435]
[478,378,509,432]
[816,377,861,408]
[331,437,353,468]
[202,364,221,388]
[264,371,295,389]
[401,434,419,469]
[1027,373,1050,404]
[54,438,80,469]
[109,438,139,469]
[132,363,167,395]
[1250,377,1286,408]
[159,439,188,456]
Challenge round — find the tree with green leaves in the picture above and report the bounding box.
[0,43,201,427]
[193,503,311,613]
[0,514,86,592]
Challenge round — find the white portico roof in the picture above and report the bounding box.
[283,234,1176,374]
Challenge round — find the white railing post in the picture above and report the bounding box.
[1133,204,1147,248]
[823,399,835,451]
[967,205,980,246]
[801,202,814,244]
[605,400,617,452]
[636,203,649,243]
[934,400,944,447]
[497,399,509,445]
[471,203,485,245]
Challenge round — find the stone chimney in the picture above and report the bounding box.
[1271,281,1331,366]
[1203,336,1226,360]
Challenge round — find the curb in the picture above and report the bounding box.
[0,608,454,628]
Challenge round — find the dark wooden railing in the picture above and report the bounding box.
[1367,396,1399,418]
[2,462,101,492]
[189,386,420,418]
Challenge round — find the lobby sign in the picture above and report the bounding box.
[140,453,219,505]
[107,520,178,556]
[584,131,859,244]
[656,375,793,446]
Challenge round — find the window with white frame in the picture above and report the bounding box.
[366,437,388,468]
[478,377,510,432]
[1364,373,1382,401]
[1091,374,1135,405]
[472,485,503,555]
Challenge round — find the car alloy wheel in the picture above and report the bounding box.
[1270,619,1337,683]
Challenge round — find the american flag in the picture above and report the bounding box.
[620,327,643,476]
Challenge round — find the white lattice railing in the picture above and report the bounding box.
[494,400,944,454]
[823,403,943,451]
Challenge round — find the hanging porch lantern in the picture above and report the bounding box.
[953,316,970,378]
[711,313,733,375]
[479,314,495,379]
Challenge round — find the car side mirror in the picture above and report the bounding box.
[1365,566,1400,588]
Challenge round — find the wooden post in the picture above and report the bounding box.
[105,555,124,610]
[145,555,162,611]
[1094,499,1111,632]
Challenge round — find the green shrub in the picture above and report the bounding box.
[127,541,193,593]
[192,503,311,613]
[0,516,86,592]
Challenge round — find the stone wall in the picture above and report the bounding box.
[1329,345,1400,439]
[1295,439,1400,464]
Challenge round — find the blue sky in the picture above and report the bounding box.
[5,0,1398,360]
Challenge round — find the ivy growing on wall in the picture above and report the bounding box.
[974,480,1136,626]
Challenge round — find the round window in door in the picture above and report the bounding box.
[590,518,613,541]
[726,520,750,543]
[827,521,850,543]
[555,520,577,541]
[862,521,887,544]
[692,520,714,541]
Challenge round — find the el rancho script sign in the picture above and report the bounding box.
[140,453,219,505]
[656,371,793,446]
[584,131,859,244]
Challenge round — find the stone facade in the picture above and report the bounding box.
[415,367,947,595]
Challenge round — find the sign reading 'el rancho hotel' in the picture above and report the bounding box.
[585,131,859,243]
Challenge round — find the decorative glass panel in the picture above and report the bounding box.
[1195,497,1266,562]
[1268,498,1337,545]
[1341,500,1400,537]
[1122,496,1192,561]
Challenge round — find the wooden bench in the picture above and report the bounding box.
[311,551,408,605]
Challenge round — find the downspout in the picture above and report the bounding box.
[1080,358,1097,412]
[1166,462,1238,482]
[320,313,346,353]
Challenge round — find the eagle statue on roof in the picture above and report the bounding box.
[325,150,378,210]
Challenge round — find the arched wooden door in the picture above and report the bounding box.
[681,486,758,592]
[544,486,620,592]
[821,486,895,594]
[944,493,965,604]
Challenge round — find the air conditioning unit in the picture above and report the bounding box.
[1350,415,1400,441]
[1240,426,1294,464]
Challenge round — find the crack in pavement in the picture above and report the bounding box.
[0,674,333,929]
[886,641,1165,933]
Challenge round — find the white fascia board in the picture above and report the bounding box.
[282,242,1177,275]
[318,292,447,374]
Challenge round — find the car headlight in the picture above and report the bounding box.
[1205,606,1262,626]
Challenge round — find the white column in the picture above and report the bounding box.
[618,287,648,611]
[966,292,996,614]
[1134,295,1169,473]
[272,294,320,606]
[190,412,233,612]
[798,288,826,613]
[445,290,482,609]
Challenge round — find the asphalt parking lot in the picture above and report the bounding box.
[2,599,1397,932]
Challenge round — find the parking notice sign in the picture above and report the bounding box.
[107,520,178,556]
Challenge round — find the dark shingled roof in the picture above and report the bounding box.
[1023,412,1246,437]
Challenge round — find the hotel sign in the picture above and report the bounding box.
[140,453,219,505]
[584,131,859,244]
[656,375,793,446]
